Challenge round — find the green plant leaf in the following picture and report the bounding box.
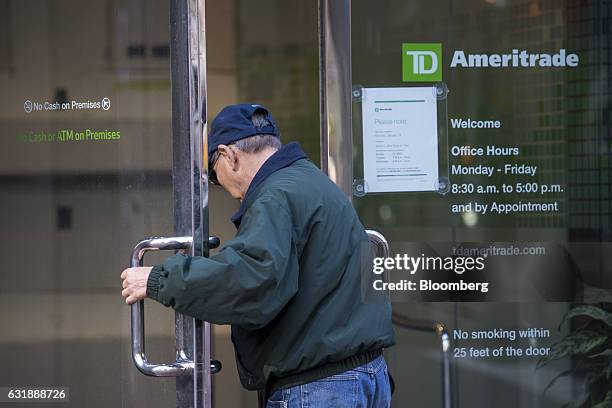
[543,368,575,394]
[537,331,608,368]
[588,350,612,359]
[592,390,612,408]
[585,368,606,389]
[559,306,612,331]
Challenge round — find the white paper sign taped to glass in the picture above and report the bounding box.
[361,87,439,193]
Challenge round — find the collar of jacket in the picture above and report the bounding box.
[230,141,307,228]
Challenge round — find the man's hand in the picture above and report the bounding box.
[120,266,153,305]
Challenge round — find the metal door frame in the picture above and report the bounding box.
[318,0,353,198]
[170,0,210,407]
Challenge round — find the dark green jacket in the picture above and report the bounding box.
[147,142,395,390]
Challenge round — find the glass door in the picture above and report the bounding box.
[321,0,612,407]
[0,0,210,407]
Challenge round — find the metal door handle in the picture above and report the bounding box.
[130,236,222,377]
[365,229,389,258]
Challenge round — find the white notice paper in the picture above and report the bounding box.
[361,87,439,193]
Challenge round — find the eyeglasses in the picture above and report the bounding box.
[209,150,221,186]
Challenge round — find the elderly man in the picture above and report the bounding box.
[121,104,395,407]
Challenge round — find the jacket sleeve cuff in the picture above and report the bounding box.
[147,264,168,304]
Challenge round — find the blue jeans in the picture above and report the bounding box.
[266,355,392,408]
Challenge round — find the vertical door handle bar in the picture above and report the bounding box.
[131,236,194,377]
[130,236,222,377]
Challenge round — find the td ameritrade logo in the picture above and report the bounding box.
[402,43,580,82]
[402,43,442,82]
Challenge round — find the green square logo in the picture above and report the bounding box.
[402,43,442,82]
